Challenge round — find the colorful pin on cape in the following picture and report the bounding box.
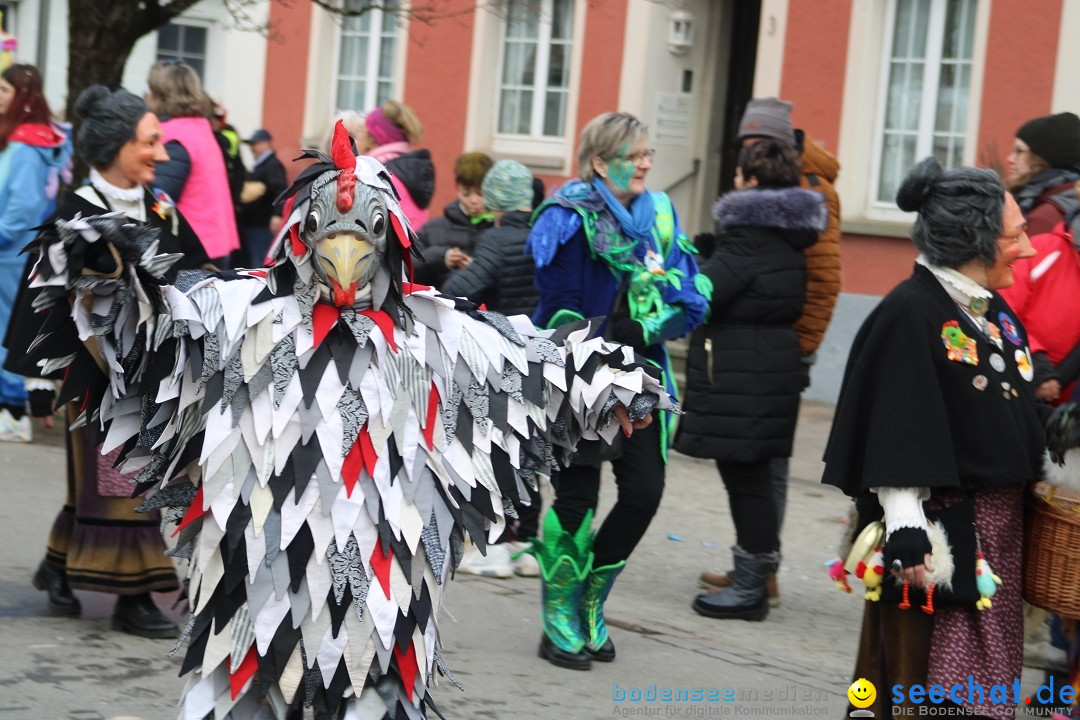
[998,312,1022,347]
[970,297,990,315]
[972,374,988,391]
[989,353,1006,373]
[1015,348,1034,381]
[941,320,978,365]
[985,321,1003,349]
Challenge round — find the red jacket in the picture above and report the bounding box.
[1000,222,1080,395]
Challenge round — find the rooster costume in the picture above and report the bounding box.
[21,123,672,719]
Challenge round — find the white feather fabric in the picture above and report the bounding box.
[1043,448,1080,494]
[27,212,673,720]
[926,520,954,590]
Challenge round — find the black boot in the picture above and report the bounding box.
[692,546,778,621]
[32,561,81,616]
[112,593,179,638]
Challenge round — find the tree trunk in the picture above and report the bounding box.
[65,0,204,182]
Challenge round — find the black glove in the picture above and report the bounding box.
[608,317,645,349]
[82,240,119,275]
[884,527,932,572]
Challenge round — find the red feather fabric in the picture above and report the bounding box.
[331,120,357,213]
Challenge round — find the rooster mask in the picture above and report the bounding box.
[267,119,419,312]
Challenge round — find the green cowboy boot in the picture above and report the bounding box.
[520,508,594,670]
[581,560,625,661]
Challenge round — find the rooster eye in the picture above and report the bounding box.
[305,211,319,235]
[372,213,386,236]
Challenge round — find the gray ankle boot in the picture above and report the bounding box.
[691,546,779,621]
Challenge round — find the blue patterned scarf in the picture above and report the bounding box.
[591,177,656,245]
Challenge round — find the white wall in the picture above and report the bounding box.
[20,0,267,143]
[752,0,788,99]
[1052,0,1080,114]
[618,0,723,237]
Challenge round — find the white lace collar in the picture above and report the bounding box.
[89,168,145,204]
[916,254,993,311]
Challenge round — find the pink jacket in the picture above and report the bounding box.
[367,141,429,230]
[160,117,240,258]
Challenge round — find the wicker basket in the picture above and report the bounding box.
[1024,482,1080,617]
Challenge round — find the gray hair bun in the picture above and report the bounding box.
[895,156,944,212]
[898,155,1005,269]
[74,84,149,168]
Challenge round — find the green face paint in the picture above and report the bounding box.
[607,157,635,192]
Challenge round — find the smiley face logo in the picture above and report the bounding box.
[848,678,876,709]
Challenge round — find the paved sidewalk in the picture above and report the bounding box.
[0,402,1044,719]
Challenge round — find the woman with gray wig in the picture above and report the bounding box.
[524,112,710,669]
[822,156,1044,719]
[7,83,209,640]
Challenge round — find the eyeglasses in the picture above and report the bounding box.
[1009,145,1030,158]
[612,149,656,166]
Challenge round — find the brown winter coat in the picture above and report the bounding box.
[794,134,842,356]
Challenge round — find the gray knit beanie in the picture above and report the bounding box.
[737,97,796,146]
[75,85,149,168]
[482,160,534,212]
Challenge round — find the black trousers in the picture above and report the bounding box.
[716,459,779,554]
[514,480,541,539]
[552,418,665,568]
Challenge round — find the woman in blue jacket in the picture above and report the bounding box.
[526,112,710,669]
[0,64,70,442]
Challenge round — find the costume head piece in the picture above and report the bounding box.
[268,120,419,312]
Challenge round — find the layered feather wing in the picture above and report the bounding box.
[27,213,673,720]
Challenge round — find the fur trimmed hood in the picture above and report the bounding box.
[713,187,827,234]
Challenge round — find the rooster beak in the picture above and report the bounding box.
[318,234,374,307]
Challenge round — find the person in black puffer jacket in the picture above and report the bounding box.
[414,152,493,288]
[676,139,825,622]
[443,159,539,317]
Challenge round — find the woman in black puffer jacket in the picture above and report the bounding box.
[675,139,825,621]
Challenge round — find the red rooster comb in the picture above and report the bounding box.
[331,120,357,213]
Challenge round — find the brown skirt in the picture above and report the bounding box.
[44,404,178,595]
[848,486,1025,720]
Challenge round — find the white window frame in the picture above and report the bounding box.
[156,19,213,82]
[464,0,583,173]
[868,0,978,216]
[494,0,571,141]
[331,2,401,117]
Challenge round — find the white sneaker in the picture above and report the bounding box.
[0,408,30,443]
[12,414,31,442]
[507,541,540,577]
[457,543,514,578]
